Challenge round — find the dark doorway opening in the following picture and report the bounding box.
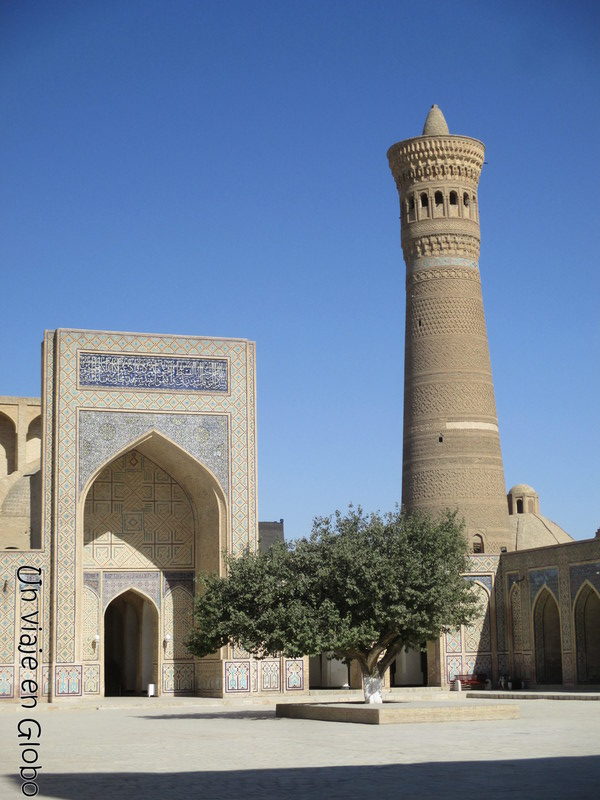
[104,590,157,696]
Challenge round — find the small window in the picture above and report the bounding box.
[463,193,469,206]
[418,319,422,327]
[420,193,429,208]
[434,191,444,206]
[472,534,484,554]
[449,191,458,205]
[438,435,444,443]
[516,499,524,514]
[409,196,415,210]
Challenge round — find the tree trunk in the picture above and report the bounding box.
[362,673,384,704]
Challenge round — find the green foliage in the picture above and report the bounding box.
[186,508,478,678]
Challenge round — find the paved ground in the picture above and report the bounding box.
[1,696,599,799]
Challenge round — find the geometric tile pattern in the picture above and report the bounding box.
[82,586,100,662]
[163,572,194,595]
[0,666,14,697]
[225,661,250,692]
[261,660,280,691]
[464,582,491,652]
[529,568,559,603]
[465,574,493,593]
[446,655,462,682]
[55,664,82,696]
[445,629,462,653]
[163,586,194,661]
[43,329,257,664]
[102,571,161,610]
[79,352,228,392]
[78,410,229,496]
[84,450,194,569]
[83,664,100,694]
[285,659,304,690]
[570,562,600,601]
[0,574,15,663]
[162,662,195,694]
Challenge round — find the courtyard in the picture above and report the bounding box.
[1,696,599,799]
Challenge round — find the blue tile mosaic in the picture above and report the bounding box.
[78,410,228,496]
[102,571,161,609]
[570,562,600,601]
[83,572,100,595]
[465,574,493,593]
[529,567,559,602]
[79,352,228,392]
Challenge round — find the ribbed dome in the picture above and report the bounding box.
[422,105,450,136]
[1,476,31,517]
[510,513,573,551]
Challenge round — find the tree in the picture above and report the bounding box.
[186,507,478,703]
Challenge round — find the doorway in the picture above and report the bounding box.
[104,590,158,696]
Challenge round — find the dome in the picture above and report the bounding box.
[510,512,573,551]
[509,484,537,496]
[1,475,31,517]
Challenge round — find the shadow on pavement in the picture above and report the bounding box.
[134,709,276,720]
[10,756,600,800]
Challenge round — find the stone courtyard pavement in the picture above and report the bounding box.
[1,696,599,799]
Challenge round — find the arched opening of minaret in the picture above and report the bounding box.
[472,534,484,553]
[448,191,458,217]
[533,589,562,684]
[574,583,600,684]
[419,192,429,218]
[104,589,158,696]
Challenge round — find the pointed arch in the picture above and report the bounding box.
[533,587,562,684]
[574,581,600,684]
[0,411,17,476]
[103,587,159,696]
[79,429,228,575]
[25,415,42,464]
[463,581,491,654]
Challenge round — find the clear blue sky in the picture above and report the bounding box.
[1,0,598,540]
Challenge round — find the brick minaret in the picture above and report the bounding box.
[387,105,513,553]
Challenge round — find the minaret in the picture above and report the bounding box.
[387,106,514,553]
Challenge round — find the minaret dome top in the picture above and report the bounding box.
[422,104,449,136]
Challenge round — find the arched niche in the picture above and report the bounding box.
[533,588,562,684]
[80,430,227,576]
[463,581,491,655]
[104,588,158,696]
[25,416,41,464]
[574,583,600,684]
[0,412,17,477]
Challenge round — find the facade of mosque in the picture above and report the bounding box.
[0,331,303,701]
[1,107,598,703]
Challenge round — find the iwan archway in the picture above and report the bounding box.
[80,431,228,697]
[104,589,158,696]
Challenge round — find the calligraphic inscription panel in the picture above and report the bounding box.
[79,352,228,393]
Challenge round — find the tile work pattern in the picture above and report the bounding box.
[529,568,559,603]
[79,352,228,392]
[570,563,600,601]
[78,410,229,496]
[43,329,256,665]
[102,571,162,610]
[84,450,195,570]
